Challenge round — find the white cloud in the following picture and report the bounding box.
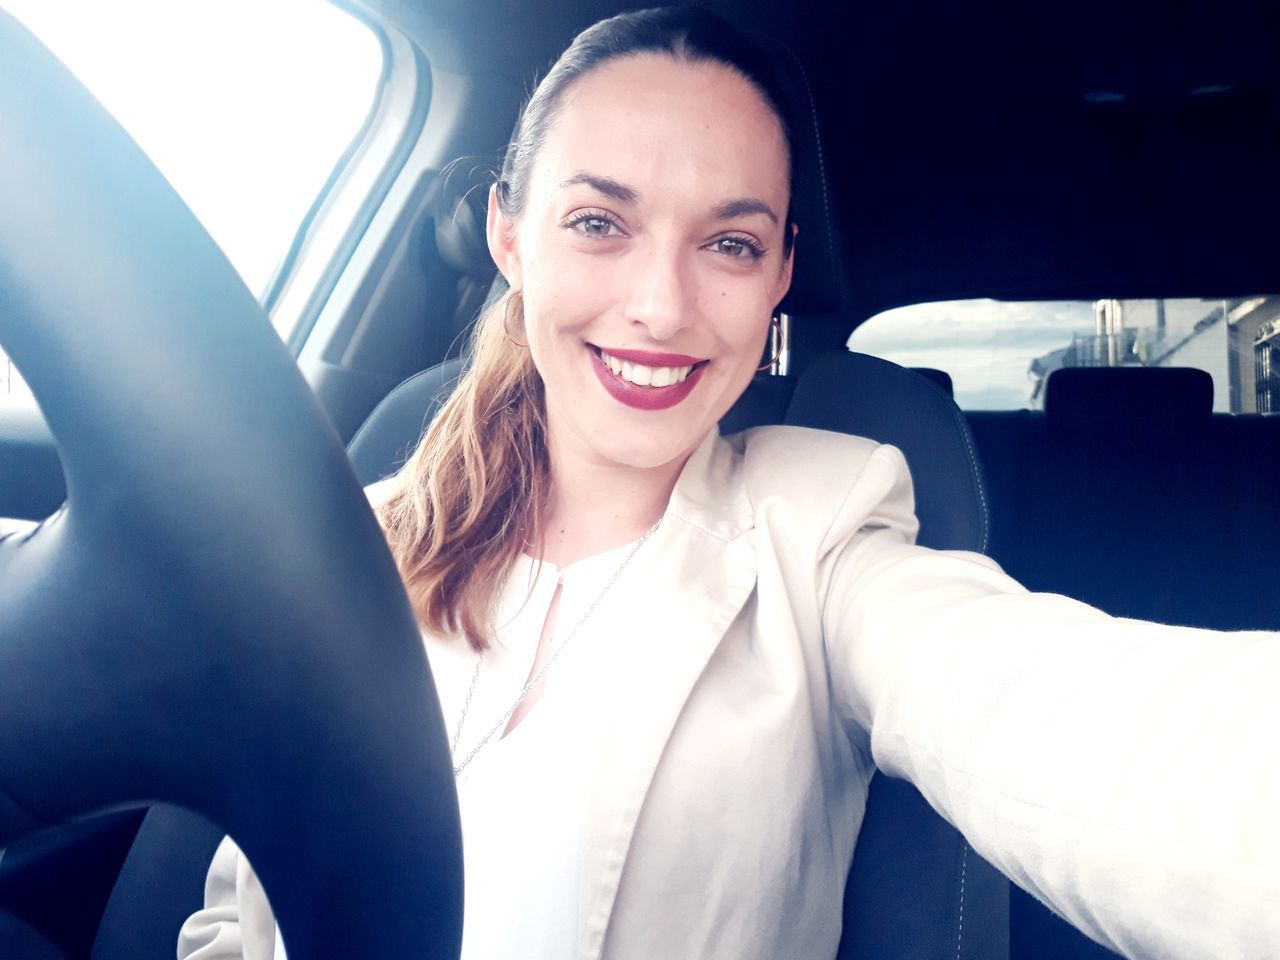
[850,299,1095,408]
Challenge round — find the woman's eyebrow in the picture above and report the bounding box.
[712,198,778,225]
[558,172,638,204]
[558,173,778,226]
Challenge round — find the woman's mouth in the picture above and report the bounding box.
[588,345,709,411]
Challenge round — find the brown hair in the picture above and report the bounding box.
[376,292,544,651]
[376,7,798,649]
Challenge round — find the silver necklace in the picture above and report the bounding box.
[450,518,662,777]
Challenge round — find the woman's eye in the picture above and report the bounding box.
[710,236,765,260]
[564,212,621,239]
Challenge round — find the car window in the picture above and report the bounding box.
[0,0,383,403]
[849,296,1280,413]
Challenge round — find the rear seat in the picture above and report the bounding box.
[967,365,1280,960]
[968,366,1280,632]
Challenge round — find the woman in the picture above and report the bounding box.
[179,8,1279,960]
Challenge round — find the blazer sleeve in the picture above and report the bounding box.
[0,516,37,537]
[176,836,278,960]
[819,442,1280,960]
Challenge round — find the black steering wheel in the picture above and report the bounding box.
[0,14,462,959]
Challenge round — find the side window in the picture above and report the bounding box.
[0,0,383,403]
[849,297,1280,413]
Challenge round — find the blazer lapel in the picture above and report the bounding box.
[577,430,758,960]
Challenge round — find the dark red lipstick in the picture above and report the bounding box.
[588,345,708,411]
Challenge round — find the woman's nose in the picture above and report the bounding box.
[622,244,693,341]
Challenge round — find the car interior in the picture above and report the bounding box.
[1,0,1278,957]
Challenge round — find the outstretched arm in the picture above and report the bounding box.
[821,443,1280,959]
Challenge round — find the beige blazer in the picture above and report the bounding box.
[179,426,1280,960]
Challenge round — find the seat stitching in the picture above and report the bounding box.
[948,401,991,554]
[955,841,969,960]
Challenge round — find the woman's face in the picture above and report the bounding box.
[488,53,794,474]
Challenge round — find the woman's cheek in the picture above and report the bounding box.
[547,255,621,318]
[701,281,772,355]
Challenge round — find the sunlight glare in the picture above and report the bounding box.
[1,0,382,297]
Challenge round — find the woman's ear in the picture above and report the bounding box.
[486,183,523,291]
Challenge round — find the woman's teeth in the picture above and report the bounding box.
[599,349,694,388]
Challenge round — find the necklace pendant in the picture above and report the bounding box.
[449,516,662,776]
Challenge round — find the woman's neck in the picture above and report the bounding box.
[539,435,689,568]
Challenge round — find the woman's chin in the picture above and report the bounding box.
[588,427,709,473]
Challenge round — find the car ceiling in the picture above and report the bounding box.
[367,0,1280,320]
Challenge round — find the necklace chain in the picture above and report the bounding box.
[450,518,662,777]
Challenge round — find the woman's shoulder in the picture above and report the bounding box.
[730,423,882,459]
[726,424,909,498]
[709,425,917,548]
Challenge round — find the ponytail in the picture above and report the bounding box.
[376,291,547,651]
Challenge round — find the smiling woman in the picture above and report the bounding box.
[368,18,799,660]
[492,52,793,481]
[169,8,1280,960]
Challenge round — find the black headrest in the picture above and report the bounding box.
[911,367,953,397]
[785,352,989,553]
[1045,367,1214,429]
[754,34,844,316]
[430,165,494,279]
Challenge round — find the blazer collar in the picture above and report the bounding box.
[577,428,759,960]
[665,426,755,541]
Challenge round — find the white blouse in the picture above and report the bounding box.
[446,543,644,960]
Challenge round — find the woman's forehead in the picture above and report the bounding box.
[531,53,789,212]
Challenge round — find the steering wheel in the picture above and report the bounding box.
[0,14,462,959]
